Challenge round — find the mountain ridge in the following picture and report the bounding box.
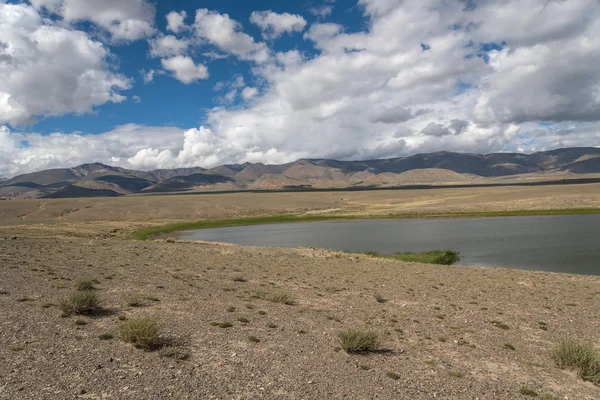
[1,147,599,199]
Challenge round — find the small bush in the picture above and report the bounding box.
[268,292,295,305]
[338,328,381,353]
[237,317,249,324]
[519,387,538,397]
[551,339,600,383]
[158,345,189,360]
[98,333,113,340]
[118,315,163,348]
[491,320,510,330]
[59,291,100,315]
[386,372,400,380]
[448,369,464,378]
[125,294,143,307]
[210,322,233,328]
[248,335,260,343]
[75,279,95,291]
[504,343,516,350]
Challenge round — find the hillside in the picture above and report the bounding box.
[1,147,599,198]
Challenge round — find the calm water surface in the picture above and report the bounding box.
[176,215,600,275]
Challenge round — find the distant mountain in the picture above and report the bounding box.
[1,147,599,199]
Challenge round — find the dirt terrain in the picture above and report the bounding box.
[1,183,599,239]
[1,185,600,399]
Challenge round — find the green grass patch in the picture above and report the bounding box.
[131,209,600,240]
[551,339,600,383]
[363,250,460,265]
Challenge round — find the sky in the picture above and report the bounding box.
[0,0,599,177]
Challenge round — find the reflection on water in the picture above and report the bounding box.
[176,215,600,276]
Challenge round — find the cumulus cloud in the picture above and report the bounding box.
[421,122,452,137]
[0,124,186,177]
[370,106,414,124]
[148,34,188,58]
[30,0,156,42]
[250,11,307,39]
[0,2,131,126]
[3,0,600,177]
[166,10,188,33]
[241,87,259,100]
[161,56,209,84]
[308,5,333,18]
[193,9,271,63]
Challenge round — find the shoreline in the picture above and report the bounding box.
[133,207,600,240]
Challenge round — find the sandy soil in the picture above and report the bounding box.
[0,185,599,399]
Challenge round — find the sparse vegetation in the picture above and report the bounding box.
[386,372,400,380]
[237,317,249,323]
[519,387,538,397]
[158,345,190,360]
[491,320,510,330]
[268,292,295,305]
[75,279,95,291]
[98,333,113,340]
[118,314,163,348]
[59,290,100,315]
[363,250,460,265]
[210,321,233,328]
[503,343,516,350]
[448,369,464,378]
[551,339,600,383]
[247,335,260,343]
[337,328,381,353]
[125,293,143,307]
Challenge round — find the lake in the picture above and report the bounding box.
[175,215,600,275]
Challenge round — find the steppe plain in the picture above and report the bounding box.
[1,184,600,399]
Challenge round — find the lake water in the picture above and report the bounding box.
[175,215,600,275]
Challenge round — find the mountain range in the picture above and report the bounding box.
[1,147,599,199]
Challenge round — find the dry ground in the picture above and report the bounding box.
[1,185,600,399]
[1,183,599,239]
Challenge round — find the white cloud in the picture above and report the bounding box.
[308,5,333,18]
[166,10,187,33]
[3,1,600,177]
[0,124,186,177]
[241,87,258,100]
[161,56,209,84]
[132,95,141,103]
[0,3,131,126]
[149,34,188,58]
[193,9,271,63]
[30,0,156,42]
[142,69,155,84]
[250,11,307,40]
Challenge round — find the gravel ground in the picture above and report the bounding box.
[1,237,599,399]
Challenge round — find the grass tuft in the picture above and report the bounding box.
[59,291,100,315]
[338,328,381,353]
[386,372,400,380]
[551,339,600,383]
[268,292,295,305]
[118,314,163,348]
[75,279,95,291]
[158,345,190,360]
[519,387,538,397]
[98,333,113,340]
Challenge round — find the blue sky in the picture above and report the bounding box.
[0,0,599,176]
